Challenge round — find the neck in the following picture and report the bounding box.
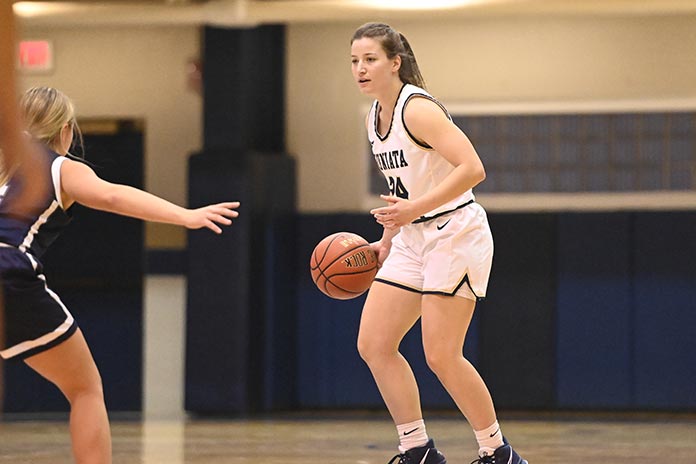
[377,80,405,111]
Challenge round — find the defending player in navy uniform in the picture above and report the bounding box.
[351,23,528,464]
[0,86,239,464]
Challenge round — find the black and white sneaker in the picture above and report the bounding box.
[387,439,447,464]
[470,439,528,464]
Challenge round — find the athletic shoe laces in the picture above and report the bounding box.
[470,455,496,464]
[387,454,409,464]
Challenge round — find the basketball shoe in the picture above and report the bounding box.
[387,439,447,464]
[470,439,528,464]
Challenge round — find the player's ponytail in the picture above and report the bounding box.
[396,32,426,90]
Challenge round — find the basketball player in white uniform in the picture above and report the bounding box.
[351,23,528,464]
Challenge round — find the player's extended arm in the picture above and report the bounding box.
[60,159,239,234]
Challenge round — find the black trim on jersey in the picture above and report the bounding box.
[66,152,99,169]
[422,274,485,302]
[375,274,485,302]
[9,322,78,361]
[412,199,474,224]
[373,278,421,294]
[401,93,451,150]
[374,83,408,142]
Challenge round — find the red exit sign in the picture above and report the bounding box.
[18,40,53,73]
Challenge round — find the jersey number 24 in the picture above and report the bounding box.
[387,176,409,199]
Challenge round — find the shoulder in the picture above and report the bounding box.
[59,156,96,179]
[402,84,448,116]
[403,95,450,129]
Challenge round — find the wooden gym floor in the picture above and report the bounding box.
[0,411,694,463]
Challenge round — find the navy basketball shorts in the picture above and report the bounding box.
[0,247,77,360]
[374,202,494,301]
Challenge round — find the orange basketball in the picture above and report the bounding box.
[310,232,378,300]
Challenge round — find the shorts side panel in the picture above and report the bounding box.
[0,248,77,360]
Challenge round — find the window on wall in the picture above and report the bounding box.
[367,111,696,196]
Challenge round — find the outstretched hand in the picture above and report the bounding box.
[370,194,419,229]
[185,201,240,234]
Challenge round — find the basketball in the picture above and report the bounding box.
[310,231,378,300]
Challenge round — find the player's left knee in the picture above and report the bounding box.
[423,347,459,377]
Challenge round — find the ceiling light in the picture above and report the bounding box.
[354,0,479,10]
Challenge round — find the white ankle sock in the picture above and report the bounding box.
[474,421,504,457]
[397,419,429,453]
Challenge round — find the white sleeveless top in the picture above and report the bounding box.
[367,84,474,221]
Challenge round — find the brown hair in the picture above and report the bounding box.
[351,22,426,90]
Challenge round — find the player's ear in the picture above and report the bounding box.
[392,55,402,74]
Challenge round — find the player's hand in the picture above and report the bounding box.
[370,239,391,269]
[185,201,240,233]
[370,195,419,229]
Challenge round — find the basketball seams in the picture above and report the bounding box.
[313,244,374,294]
[325,280,364,296]
[310,233,344,271]
[310,232,378,299]
[320,244,374,276]
[311,238,368,283]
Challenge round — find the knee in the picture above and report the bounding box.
[357,333,394,366]
[356,334,375,364]
[62,372,105,405]
[424,345,459,379]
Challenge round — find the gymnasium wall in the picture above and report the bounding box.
[19,25,201,249]
[21,14,696,220]
[8,14,696,415]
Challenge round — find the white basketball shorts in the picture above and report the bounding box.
[374,202,494,301]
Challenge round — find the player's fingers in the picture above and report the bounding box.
[206,220,222,234]
[214,207,238,218]
[213,214,232,225]
[218,201,240,209]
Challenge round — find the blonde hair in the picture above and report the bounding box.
[20,86,83,154]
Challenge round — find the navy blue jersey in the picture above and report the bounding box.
[0,147,72,258]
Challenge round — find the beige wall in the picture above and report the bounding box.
[21,15,696,238]
[287,15,696,212]
[20,25,201,248]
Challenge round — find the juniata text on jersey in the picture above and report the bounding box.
[373,149,409,171]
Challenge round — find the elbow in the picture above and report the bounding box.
[102,191,120,211]
[478,165,486,184]
[472,163,486,187]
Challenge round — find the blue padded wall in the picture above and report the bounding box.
[633,212,696,408]
[186,154,296,414]
[478,214,557,409]
[296,215,381,408]
[556,213,633,408]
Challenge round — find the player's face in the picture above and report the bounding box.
[351,37,399,96]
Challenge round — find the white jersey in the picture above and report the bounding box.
[367,84,474,221]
